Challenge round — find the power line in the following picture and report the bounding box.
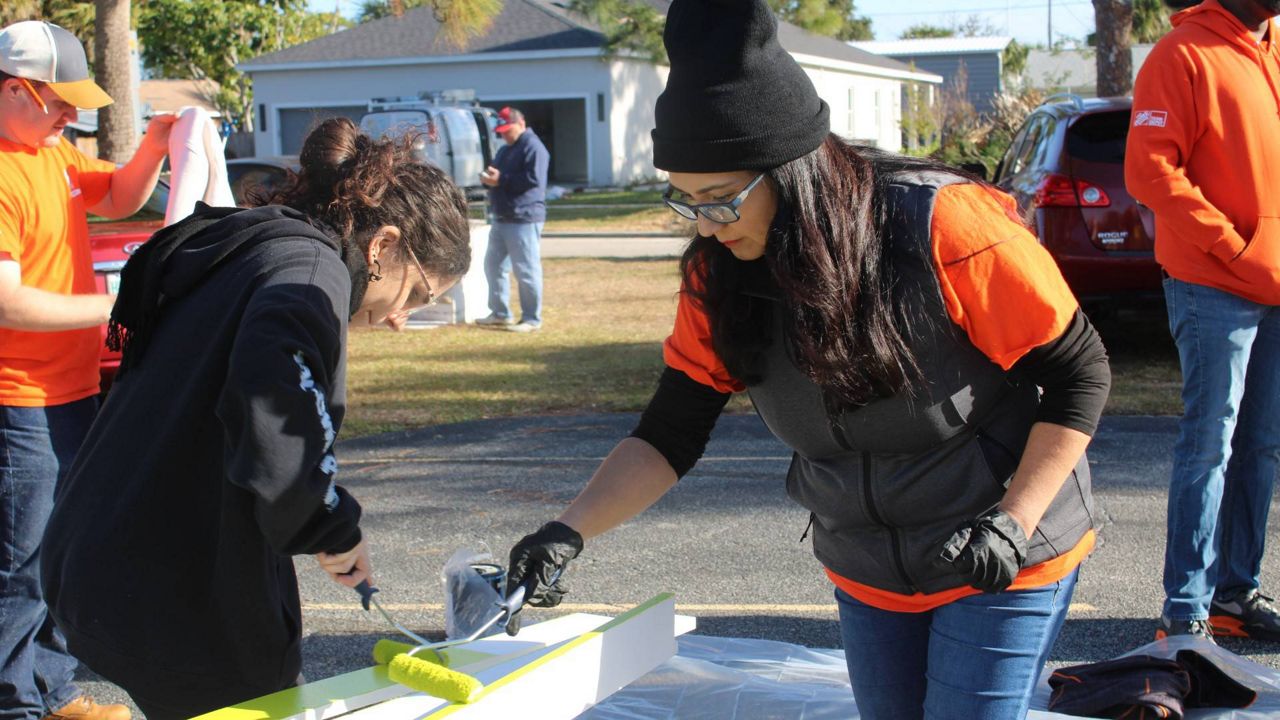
[863,1,1092,18]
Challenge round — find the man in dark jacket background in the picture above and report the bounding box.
[477,106,550,333]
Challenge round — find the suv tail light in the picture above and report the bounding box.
[1033,173,1111,208]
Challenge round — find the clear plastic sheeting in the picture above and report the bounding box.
[578,634,1280,720]
[581,636,858,720]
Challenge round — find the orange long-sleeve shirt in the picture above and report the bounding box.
[1125,0,1280,305]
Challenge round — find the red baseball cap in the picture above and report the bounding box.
[494,106,524,133]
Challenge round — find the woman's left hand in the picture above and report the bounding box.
[316,538,372,588]
[939,509,1028,593]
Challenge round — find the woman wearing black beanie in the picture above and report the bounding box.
[506,1,1110,718]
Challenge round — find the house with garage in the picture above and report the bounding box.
[239,0,941,187]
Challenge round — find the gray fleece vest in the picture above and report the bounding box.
[747,172,1094,595]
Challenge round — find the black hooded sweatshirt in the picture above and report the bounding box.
[42,205,365,714]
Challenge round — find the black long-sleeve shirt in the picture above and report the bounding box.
[633,309,1110,477]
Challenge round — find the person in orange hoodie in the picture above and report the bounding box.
[1125,0,1280,643]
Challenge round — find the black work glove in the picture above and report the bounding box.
[504,520,584,636]
[939,509,1028,593]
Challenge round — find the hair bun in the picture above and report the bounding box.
[298,117,364,180]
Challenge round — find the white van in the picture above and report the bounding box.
[359,91,502,194]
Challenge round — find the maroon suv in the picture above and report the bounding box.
[993,95,1162,315]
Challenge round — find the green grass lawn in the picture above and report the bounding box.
[342,258,1182,437]
[343,258,685,436]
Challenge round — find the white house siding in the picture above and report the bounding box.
[247,54,613,184]
[608,58,668,186]
[801,66,903,151]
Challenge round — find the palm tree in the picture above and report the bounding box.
[94,0,135,161]
[1093,0,1135,97]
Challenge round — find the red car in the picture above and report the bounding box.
[88,158,293,391]
[993,95,1163,318]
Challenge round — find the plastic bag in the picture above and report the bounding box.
[441,546,506,640]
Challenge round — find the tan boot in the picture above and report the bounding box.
[41,696,131,720]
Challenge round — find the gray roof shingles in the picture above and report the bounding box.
[245,0,919,76]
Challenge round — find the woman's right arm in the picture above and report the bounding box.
[505,275,737,621]
[505,366,732,626]
[558,437,679,539]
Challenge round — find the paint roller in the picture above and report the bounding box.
[355,573,552,704]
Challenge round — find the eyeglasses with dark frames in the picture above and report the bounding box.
[662,173,766,224]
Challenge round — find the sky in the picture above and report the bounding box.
[857,0,1095,45]
[306,0,1098,47]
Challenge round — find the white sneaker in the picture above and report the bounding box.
[475,314,515,326]
[504,321,541,333]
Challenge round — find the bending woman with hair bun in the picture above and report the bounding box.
[503,1,1111,718]
[40,117,471,720]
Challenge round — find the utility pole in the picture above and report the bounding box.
[1048,0,1053,47]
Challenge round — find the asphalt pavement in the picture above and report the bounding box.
[76,411,1280,714]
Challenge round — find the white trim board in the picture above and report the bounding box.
[195,595,692,720]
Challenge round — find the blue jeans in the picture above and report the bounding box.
[1,398,96,720]
[1162,277,1280,621]
[484,221,544,325]
[837,568,1078,720]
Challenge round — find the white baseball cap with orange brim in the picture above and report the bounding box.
[0,21,113,110]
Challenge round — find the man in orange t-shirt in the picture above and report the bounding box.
[1125,0,1280,644]
[0,21,173,720]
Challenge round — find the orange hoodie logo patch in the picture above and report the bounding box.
[1134,110,1169,128]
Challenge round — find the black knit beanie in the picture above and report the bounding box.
[651,0,830,173]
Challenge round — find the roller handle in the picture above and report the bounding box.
[355,580,379,612]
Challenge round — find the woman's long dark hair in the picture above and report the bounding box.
[681,134,998,409]
[258,117,471,279]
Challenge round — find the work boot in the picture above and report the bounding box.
[41,696,131,720]
[1155,615,1216,644]
[1210,589,1280,641]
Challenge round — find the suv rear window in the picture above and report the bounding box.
[1066,111,1130,164]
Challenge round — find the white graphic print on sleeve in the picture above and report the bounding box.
[294,352,341,512]
[1134,110,1168,128]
